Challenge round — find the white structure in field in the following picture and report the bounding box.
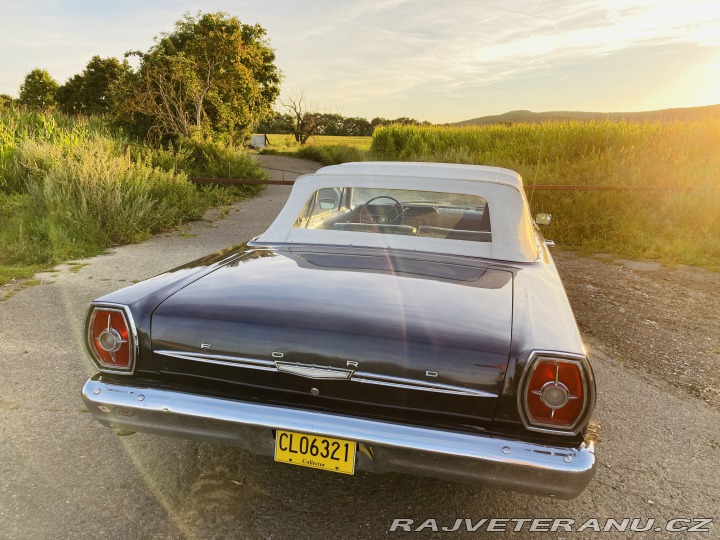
[249,134,269,149]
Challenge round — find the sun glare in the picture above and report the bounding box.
[677,54,720,108]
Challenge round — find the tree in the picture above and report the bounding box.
[0,94,13,109]
[371,116,426,129]
[56,56,132,115]
[281,90,320,144]
[315,113,344,136]
[55,74,85,114]
[343,116,372,136]
[118,11,281,143]
[18,69,58,109]
[257,111,294,134]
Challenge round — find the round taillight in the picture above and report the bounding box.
[520,355,592,433]
[98,328,123,352]
[539,381,570,408]
[86,306,136,373]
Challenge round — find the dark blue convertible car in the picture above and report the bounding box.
[82,162,596,499]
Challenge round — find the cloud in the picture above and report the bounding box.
[1,0,718,119]
[268,0,719,117]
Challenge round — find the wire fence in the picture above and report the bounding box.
[190,169,709,191]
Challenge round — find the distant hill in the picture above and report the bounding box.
[454,104,720,126]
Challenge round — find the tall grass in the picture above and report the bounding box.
[371,121,720,186]
[263,134,372,152]
[259,134,371,165]
[0,109,111,192]
[370,121,720,267]
[0,109,266,285]
[294,144,368,165]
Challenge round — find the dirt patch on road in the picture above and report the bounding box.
[554,250,720,409]
[256,154,322,180]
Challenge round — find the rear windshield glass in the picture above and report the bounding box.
[293,187,491,242]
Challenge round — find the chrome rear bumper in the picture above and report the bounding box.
[81,376,596,499]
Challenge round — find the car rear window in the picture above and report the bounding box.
[293,187,491,242]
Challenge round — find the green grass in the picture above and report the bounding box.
[263,134,372,152]
[0,264,44,286]
[293,144,368,165]
[370,121,720,268]
[0,108,267,285]
[0,277,43,302]
[68,263,91,272]
[259,134,372,165]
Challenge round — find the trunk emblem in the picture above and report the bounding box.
[276,361,353,380]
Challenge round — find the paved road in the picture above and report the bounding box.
[1,156,718,539]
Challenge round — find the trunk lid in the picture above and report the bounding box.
[151,248,514,429]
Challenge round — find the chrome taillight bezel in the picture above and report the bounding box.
[517,350,595,436]
[85,302,138,375]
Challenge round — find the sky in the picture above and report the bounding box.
[0,0,719,123]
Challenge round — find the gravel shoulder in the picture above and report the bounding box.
[554,251,720,410]
[0,157,718,539]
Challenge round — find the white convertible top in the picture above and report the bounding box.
[254,162,539,262]
[315,162,524,188]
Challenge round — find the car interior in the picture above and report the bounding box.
[294,187,492,243]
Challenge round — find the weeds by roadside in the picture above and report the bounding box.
[0,278,42,302]
[0,109,266,285]
[259,134,371,165]
[293,144,368,165]
[261,134,372,153]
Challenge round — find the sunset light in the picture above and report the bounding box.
[2,1,720,537]
[1,0,718,121]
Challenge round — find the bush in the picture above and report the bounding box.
[0,111,267,283]
[1,138,201,264]
[295,144,368,165]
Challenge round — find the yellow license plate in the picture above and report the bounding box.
[274,430,356,475]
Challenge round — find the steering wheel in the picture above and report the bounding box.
[359,195,405,225]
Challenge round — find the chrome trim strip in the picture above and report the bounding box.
[85,303,139,376]
[155,350,276,372]
[352,371,497,397]
[82,377,596,499]
[154,350,495,397]
[276,361,352,380]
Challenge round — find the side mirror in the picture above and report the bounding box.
[535,213,552,226]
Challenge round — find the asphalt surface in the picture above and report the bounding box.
[1,156,718,539]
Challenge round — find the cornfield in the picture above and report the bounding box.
[371,121,720,267]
